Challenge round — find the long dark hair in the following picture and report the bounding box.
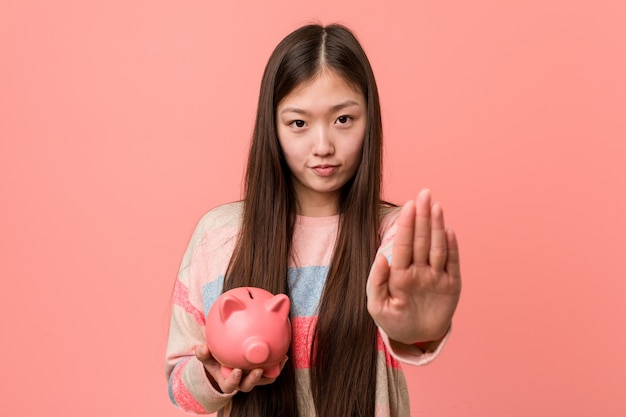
[224,23,384,417]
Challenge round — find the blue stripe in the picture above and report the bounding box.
[287,266,327,317]
[202,275,225,316]
[201,266,328,318]
[168,362,180,406]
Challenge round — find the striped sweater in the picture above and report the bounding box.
[165,202,448,416]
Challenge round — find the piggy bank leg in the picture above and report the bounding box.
[220,365,234,379]
[263,364,281,378]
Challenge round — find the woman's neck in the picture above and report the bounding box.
[295,197,339,217]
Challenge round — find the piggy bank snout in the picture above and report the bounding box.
[243,337,270,364]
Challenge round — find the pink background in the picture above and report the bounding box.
[1,1,625,416]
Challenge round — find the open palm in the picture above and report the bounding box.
[367,189,462,345]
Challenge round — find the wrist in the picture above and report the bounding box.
[203,365,224,393]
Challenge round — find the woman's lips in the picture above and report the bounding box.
[311,165,338,176]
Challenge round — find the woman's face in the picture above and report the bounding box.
[276,70,366,216]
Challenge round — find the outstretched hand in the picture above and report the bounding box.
[195,345,287,394]
[367,189,461,345]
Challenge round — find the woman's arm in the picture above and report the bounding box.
[165,277,237,413]
[368,189,461,361]
[165,213,238,414]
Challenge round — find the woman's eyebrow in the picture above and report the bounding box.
[279,106,309,115]
[279,100,362,116]
[331,100,361,112]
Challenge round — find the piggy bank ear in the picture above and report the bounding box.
[219,294,246,322]
[265,294,290,318]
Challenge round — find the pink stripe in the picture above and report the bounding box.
[291,316,316,369]
[292,316,401,369]
[172,358,206,413]
[173,280,205,325]
[380,230,396,248]
[377,333,402,369]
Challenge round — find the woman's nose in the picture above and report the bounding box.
[312,127,334,156]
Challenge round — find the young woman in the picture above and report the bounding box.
[165,23,461,417]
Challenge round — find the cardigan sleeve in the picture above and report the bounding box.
[165,207,240,414]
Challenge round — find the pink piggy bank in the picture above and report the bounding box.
[205,287,291,378]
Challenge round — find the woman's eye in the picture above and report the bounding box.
[290,120,306,128]
[336,115,352,124]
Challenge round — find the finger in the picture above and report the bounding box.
[413,189,432,266]
[237,369,264,392]
[255,373,280,387]
[391,201,416,269]
[445,228,461,279]
[220,368,243,393]
[429,202,448,270]
[195,345,243,394]
[195,344,221,374]
[195,344,212,362]
[280,356,289,370]
[367,253,390,309]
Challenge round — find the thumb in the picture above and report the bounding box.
[195,344,212,362]
[367,253,390,303]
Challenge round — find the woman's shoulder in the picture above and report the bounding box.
[379,203,401,233]
[377,203,401,253]
[179,202,242,280]
[196,201,244,232]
